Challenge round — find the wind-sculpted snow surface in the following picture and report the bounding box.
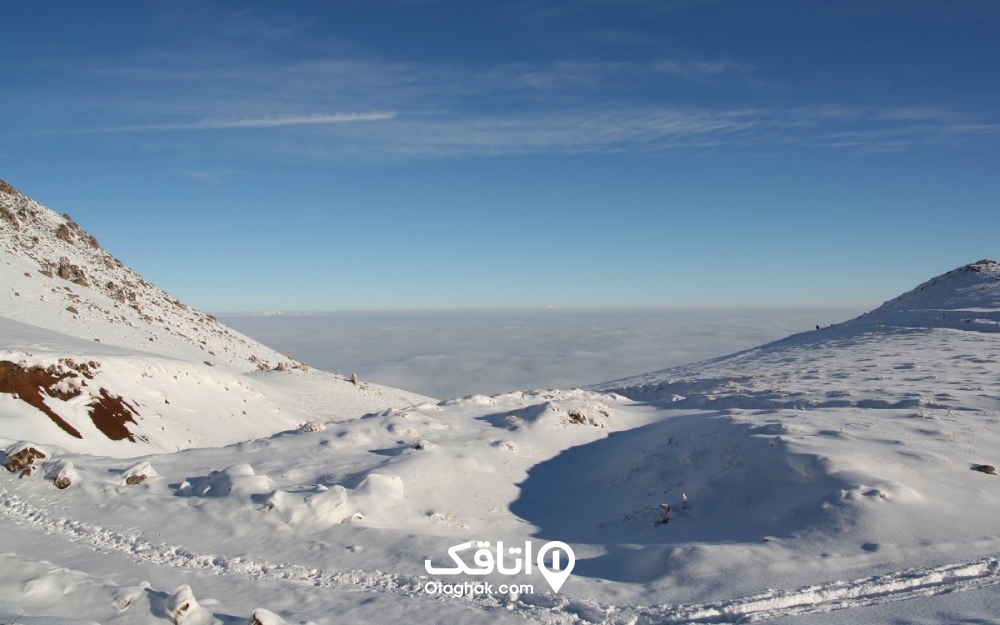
[2,247,1000,623]
[3,486,1000,624]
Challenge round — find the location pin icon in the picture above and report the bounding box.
[536,541,575,593]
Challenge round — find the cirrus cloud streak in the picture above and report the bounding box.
[83,111,397,133]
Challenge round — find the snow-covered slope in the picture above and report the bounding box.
[1,179,432,456]
[580,260,1000,597]
[2,250,1000,623]
[0,179,289,372]
[846,258,1000,333]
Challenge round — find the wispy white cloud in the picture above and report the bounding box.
[19,28,992,160]
[651,59,749,81]
[216,103,990,161]
[83,112,397,133]
[186,170,223,183]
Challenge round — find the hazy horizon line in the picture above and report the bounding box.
[214,302,874,317]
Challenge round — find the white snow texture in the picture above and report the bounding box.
[2,179,1000,624]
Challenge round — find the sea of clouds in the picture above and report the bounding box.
[220,307,864,400]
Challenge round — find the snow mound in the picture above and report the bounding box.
[249,608,288,625]
[44,459,79,489]
[3,441,49,473]
[121,460,156,484]
[165,584,218,625]
[177,464,276,499]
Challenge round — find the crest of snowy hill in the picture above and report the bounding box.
[1,179,431,456]
[566,260,1000,590]
[846,258,1000,332]
[598,259,1000,397]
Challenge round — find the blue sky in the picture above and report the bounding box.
[1,1,997,311]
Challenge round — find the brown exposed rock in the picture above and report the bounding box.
[0,358,134,444]
[0,361,83,438]
[66,305,79,314]
[58,358,98,379]
[125,474,147,485]
[87,235,99,248]
[88,388,140,442]
[0,179,18,195]
[56,223,74,243]
[0,206,19,230]
[974,464,996,475]
[39,269,54,278]
[4,446,47,472]
[105,281,128,303]
[55,259,90,287]
[45,460,78,489]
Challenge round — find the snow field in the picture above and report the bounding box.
[4,176,1000,625]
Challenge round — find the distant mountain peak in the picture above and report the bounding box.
[837,259,1000,334]
[961,259,998,273]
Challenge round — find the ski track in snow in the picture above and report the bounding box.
[3,487,999,625]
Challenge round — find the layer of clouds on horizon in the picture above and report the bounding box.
[221,307,863,400]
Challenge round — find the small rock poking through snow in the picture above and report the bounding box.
[3,441,48,474]
[122,461,157,485]
[297,420,325,433]
[249,608,288,625]
[44,459,79,489]
[165,584,219,625]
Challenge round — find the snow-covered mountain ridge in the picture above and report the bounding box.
[0,179,288,372]
[596,258,1000,397]
[1,179,431,456]
[848,258,1000,332]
